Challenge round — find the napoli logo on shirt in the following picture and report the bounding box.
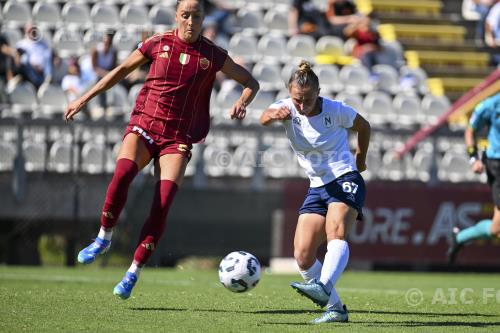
[323,115,333,128]
[200,57,210,70]
[293,117,301,125]
[179,53,190,65]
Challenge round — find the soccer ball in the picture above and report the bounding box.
[218,251,261,293]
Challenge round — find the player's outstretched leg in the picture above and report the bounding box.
[447,220,493,264]
[113,180,178,299]
[78,159,139,264]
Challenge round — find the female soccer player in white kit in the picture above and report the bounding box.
[260,61,371,324]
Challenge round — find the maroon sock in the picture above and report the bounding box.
[100,158,139,229]
[133,180,178,265]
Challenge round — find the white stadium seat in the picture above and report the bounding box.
[251,62,283,91]
[48,141,78,173]
[363,91,394,126]
[257,34,288,63]
[372,64,400,94]
[23,141,46,172]
[236,7,266,35]
[53,28,85,58]
[61,2,91,28]
[7,81,38,117]
[263,6,288,33]
[228,33,259,62]
[315,64,343,93]
[149,4,175,28]
[90,3,120,29]
[120,4,148,27]
[393,93,423,126]
[316,36,344,56]
[3,1,31,27]
[32,2,60,28]
[339,64,372,94]
[36,83,68,119]
[287,35,316,62]
[0,141,16,171]
[421,94,451,124]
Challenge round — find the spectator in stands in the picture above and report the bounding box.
[325,0,367,40]
[289,0,330,38]
[64,0,259,301]
[260,61,370,324]
[61,58,84,102]
[485,0,500,64]
[202,20,229,50]
[0,27,16,103]
[123,30,153,89]
[448,93,500,264]
[463,0,495,43]
[201,0,235,37]
[91,32,117,109]
[50,51,69,85]
[15,23,52,88]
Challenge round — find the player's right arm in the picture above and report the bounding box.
[65,49,149,121]
[465,126,484,174]
[260,105,291,126]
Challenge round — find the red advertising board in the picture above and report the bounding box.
[282,180,500,266]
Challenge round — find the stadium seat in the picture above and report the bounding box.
[372,64,400,94]
[244,90,276,126]
[83,29,104,49]
[106,85,130,120]
[263,6,288,33]
[61,2,90,28]
[120,4,148,27]
[90,3,120,29]
[48,141,77,173]
[335,91,364,115]
[1,26,22,45]
[316,36,344,56]
[363,91,394,126]
[379,150,406,181]
[113,29,140,62]
[257,33,288,63]
[275,89,289,101]
[53,28,84,58]
[2,1,31,27]
[149,4,175,28]
[203,144,232,177]
[36,83,68,119]
[439,150,472,183]
[379,24,466,43]
[228,33,259,62]
[365,0,443,17]
[0,141,16,171]
[399,65,428,94]
[81,142,113,174]
[287,35,316,62]
[251,62,283,91]
[363,148,382,181]
[281,62,297,84]
[236,7,266,35]
[339,64,372,94]
[392,93,423,126]
[128,83,143,106]
[23,141,46,172]
[408,146,433,182]
[7,80,38,117]
[421,94,450,124]
[262,146,296,178]
[315,64,343,93]
[32,2,60,28]
[232,143,257,178]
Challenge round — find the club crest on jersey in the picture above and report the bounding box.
[179,53,190,65]
[200,57,210,70]
[293,117,301,125]
[323,115,333,128]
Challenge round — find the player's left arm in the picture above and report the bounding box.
[220,55,260,119]
[350,113,371,172]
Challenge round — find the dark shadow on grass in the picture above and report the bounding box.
[130,307,322,315]
[351,309,498,318]
[356,320,500,328]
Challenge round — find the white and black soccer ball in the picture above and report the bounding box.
[218,251,261,293]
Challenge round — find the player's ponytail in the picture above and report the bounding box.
[288,60,319,91]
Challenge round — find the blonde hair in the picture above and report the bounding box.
[288,60,319,91]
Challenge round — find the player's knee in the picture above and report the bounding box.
[294,248,315,270]
[326,223,345,241]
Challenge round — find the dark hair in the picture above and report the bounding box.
[176,0,205,11]
[288,60,319,91]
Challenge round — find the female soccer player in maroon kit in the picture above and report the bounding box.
[64,0,260,299]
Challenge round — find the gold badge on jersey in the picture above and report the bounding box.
[179,53,190,65]
[200,57,210,70]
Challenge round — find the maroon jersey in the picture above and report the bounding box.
[131,30,228,144]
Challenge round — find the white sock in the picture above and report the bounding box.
[127,263,142,278]
[319,239,349,293]
[327,288,344,311]
[298,259,322,283]
[97,227,113,241]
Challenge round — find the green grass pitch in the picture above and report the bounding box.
[1,266,499,332]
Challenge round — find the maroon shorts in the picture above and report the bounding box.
[124,125,192,161]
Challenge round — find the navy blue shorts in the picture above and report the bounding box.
[298,171,365,220]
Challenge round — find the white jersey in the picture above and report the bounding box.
[269,97,358,188]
